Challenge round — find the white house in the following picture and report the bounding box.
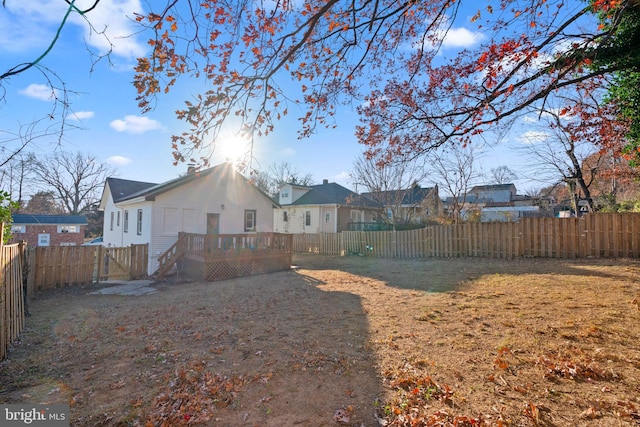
[99,163,278,273]
[273,179,381,233]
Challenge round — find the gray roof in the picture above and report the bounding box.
[291,182,381,208]
[106,177,158,203]
[469,183,516,192]
[362,186,437,206]
[12,214,88,225]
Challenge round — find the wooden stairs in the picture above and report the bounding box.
[153,233,187,280]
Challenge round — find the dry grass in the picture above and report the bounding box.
[1,255,639,426]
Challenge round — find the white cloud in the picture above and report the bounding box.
[0,0,146,59]
[69,111,95,121]
[107,155,132,166]
[518,130,549,145]
[110,115,163,134]
[19,83,59,101]
[442,27,485,48]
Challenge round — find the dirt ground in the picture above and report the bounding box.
[1,255,639,426]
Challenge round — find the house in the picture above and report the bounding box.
[99,162,278,272]
[455,183,545,222]
[361,184,442,225]
[466,184,517,204]
[273,179,382,233]
[9,214,88,246]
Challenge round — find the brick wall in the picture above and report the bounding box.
[9,224,86,247]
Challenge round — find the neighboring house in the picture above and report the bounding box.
[466,184,517,204]
[9,214,87,246]
[274,179,382,233]
[99,162,278,272]
[361,184,442,225]
[455,183,546,222]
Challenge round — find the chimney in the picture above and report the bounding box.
[323,179,329,185]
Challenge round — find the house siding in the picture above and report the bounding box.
[147,173,274,272]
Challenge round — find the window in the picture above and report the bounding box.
[281,189,289,198]
[244,210,257,231]
[325,212,331,223]
[283,211,288,222]
[137,209,143,235]
[305,211,311,226]
[57,225,79,233]
[124,210,129,233]
[11,224,25,234]
[117,211,120,227]
[110,212,114,231]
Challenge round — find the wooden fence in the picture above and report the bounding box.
[28,244,149,293]
[292,233,344,255]
[97,245,149,282]
[294,213,640,259]
[1,242,25,361]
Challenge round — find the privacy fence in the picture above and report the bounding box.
[293,213,640,259]
[1,241,25,361]
[26,244,149,294]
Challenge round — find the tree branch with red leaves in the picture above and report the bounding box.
[133,0,639,167]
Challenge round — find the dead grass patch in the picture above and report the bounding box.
[1,256,639,426]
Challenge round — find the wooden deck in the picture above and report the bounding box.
[177,233,293,281]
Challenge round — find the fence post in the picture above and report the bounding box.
[96,245,104,283]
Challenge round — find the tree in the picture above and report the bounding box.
[250,161,314,196]
[133,0,639,167]
[350,154,430,225]
[22,191,66,215]
[0,152,34,211]
[30,151,115,215]
[489,166,518,185]
[596,2,640,165]
[0,190,19,243]
[428,144,479,223]
[519,100,610,214]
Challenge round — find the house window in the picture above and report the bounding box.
[283,211,288,222]
[350,210,362,223]
[137,209,143,235]
[281,189,289,198]
[117,211,121,226]
[325,212,331,223]
[57,225,79,233]
[124,210,129,233]
[10,224,25,234]
[305,210,311,226]
[110,212,114,231]
[244,210,257,231]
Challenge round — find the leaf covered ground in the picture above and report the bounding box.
[1,255,639,426]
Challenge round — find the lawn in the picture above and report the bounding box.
[1,255,639,426]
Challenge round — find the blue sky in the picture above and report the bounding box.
[0,0,542,196]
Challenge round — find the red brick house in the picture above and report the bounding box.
[9,214,88,246]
